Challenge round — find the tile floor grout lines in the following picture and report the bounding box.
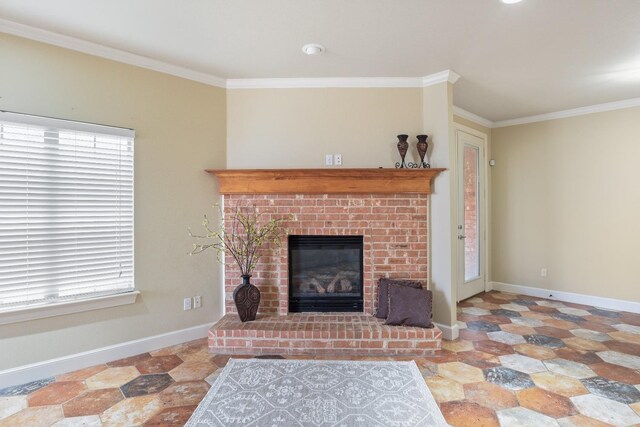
[0,290,639,426]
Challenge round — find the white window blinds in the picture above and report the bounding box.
[0,111,134,310]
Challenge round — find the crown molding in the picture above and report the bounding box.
[454,96,640,129]
[422,69,460,87]
[452,106,493,128]
[226,77,423,89]
[227,69,461,89]
[3,18,638,127]
[1,19,460,91]
[492,97,640,128]
[0,18,227,88]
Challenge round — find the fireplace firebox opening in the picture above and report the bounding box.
[288,235,364,313]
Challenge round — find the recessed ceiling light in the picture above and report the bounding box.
[501,0,523,3]
[302,44,325,55]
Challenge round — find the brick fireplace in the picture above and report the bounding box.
[222,192,429,316]
[207,168,444,356]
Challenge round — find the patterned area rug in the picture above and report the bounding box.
[186,358,449,427]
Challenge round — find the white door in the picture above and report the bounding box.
[457,129,486,301]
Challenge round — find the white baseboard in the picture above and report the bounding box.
[434,322,459,341]
[490,281,640,314]
[0,323,214,389]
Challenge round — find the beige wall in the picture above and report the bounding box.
[227,86,464,335]
[0,34,227,370]
[0,33,504,370]
[491,107,640,302]
[424,83,457,333]
[227,88,423,168]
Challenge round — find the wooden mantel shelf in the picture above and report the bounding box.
[206,168,445,195]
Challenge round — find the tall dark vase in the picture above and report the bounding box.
[233,274,260,322]
[396,134,409,168]
[416,134,430,168]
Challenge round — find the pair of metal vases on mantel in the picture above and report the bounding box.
[395,134,430,169]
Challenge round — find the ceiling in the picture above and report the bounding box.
[1,0,639,122]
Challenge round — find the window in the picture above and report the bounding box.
[0,111,135,319]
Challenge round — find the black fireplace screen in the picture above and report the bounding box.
[288,235,363,312]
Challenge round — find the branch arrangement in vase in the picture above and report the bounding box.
[189,203,291,321]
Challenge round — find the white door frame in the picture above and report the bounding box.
[454,123,489,301]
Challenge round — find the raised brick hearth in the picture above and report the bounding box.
[207,170,444,357]
[208,313,442,356]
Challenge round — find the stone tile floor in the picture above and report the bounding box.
[1,291,639,426]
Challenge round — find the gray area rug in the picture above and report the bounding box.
[186,358,449,427]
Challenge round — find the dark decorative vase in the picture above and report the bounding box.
[416,134,430,168]
[233,274,260,322]
[396,134,409,168]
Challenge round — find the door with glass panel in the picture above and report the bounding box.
[457,129,486,301]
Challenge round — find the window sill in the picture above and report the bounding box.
[0,291,140,326]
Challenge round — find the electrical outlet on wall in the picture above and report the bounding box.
[193,295,202,309]
[325,154,333,166]
[334,154,342,166]
[183,297,192,310]
[541,268,548,278]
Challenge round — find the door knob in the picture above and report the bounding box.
[458,235,466,240]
